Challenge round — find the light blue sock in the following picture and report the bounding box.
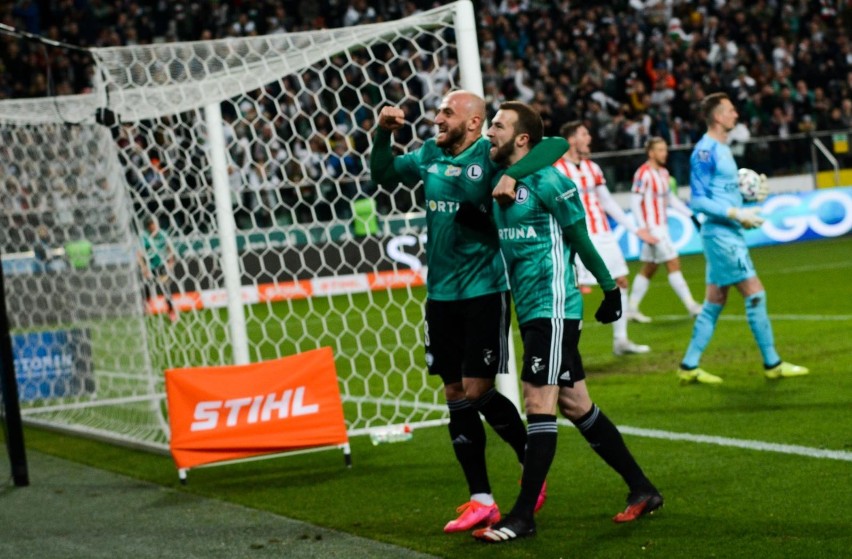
[681,301,723,368]
[745,291,780,367]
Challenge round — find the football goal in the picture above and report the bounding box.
[0,0,505,454]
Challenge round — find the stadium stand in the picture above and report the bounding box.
[0,0,850,239]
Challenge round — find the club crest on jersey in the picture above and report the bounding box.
[445,165,462,177]
[697,150,711,162]
[465,164,484,180]
[515,186,530,204]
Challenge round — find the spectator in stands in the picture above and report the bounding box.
[32,225,56,273]
[3,0,850,228]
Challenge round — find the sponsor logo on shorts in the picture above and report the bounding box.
[483,348,495,365]
[531,356,545,373]
[559,370,572,382]
[452,434,472,445]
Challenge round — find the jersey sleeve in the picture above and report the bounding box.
[505,136,569,180]
[689,145,731,219]
[630,167,647,194]
[563,221,616,291]
[629,192,647,229]
[538,171,585,229]
[595,183,637,233]
[370,128,421,187]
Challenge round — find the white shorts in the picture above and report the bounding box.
[640,226,678,264]
[575,232,628,285]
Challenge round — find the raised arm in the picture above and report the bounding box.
[369,107,406,187]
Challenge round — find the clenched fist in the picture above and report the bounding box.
[377,106,405,131]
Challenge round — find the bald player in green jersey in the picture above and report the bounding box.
[371,90,567,533]
[473,102,662,544]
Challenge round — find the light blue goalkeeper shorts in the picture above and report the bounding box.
[703,231,756,287]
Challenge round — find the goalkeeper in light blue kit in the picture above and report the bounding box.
[677,92,808,384]
[371,90,567,534]
[473,102,662,544]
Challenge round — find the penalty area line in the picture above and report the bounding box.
[616,425,852,462]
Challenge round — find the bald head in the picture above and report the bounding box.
[434,90,486,154]
[444,90,486,121]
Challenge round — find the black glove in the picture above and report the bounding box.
[690,215,702,232]
[454,201,495,235]
[594,288,622,324]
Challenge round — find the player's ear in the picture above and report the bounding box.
[515,133,530,148]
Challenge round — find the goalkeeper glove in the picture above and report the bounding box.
[595,288,622,324]
[455,201,495,235]
[755,173,769,202]
[726,207,765,229]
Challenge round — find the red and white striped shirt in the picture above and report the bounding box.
[553,156,610,234]
[631,162,671,228]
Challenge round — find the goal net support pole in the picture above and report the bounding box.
[205,101,250,365]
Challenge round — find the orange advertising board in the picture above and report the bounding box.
[165,347,347,470]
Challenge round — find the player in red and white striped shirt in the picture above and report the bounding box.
[627,137,703,323]
[555,122,655,356]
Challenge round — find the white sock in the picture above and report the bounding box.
[613,287,629,342]
[629,274,650,311]
[471,493,494,506]
[668,271,697,309]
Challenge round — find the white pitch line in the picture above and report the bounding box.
[650,314,852,322]
[617,425,852,462]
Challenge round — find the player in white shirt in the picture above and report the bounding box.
[554,122,655,356]
[627,137,704,323]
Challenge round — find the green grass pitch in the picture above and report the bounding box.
[14,236,852,558]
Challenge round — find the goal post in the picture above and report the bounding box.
[0,0,519,454]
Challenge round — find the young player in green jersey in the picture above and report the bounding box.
[473,102,662,543]
[370,90,567,533]
[138,216,177,322]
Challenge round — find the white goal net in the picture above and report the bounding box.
[0,1,485,451]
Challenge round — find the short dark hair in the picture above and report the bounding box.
[559,120,584,140]
[499,101,543,146]
[645,136,666,153]
[701,92,730,126]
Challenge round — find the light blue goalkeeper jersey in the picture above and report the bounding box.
[492,166,586,324]
[690,134,745,243]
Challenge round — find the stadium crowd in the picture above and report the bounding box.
[1,0,851,235]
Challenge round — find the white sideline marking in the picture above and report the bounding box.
[652,314,852,322]
[774,261,852,274]
[617,425,852,462]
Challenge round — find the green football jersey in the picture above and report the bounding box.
[394,137,508,301]
[141,229,171,270]
[493,166,586,324]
